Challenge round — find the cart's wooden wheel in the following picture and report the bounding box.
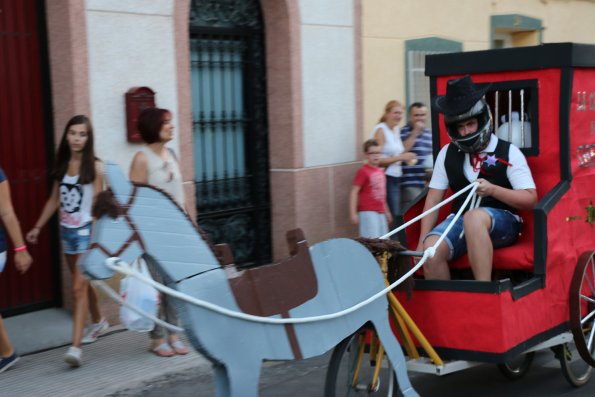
[569,251,595,368]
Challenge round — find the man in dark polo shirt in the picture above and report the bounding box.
[400,102,433,211]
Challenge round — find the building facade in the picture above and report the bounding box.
[362,0,595,134]
[1,0,362,328]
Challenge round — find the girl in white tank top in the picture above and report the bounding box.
[26,115,107,367]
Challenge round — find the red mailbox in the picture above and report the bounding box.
[125,87,155,142]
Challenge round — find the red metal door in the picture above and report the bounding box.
[0,0,57,315]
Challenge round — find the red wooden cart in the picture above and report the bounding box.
[325,43,595,396]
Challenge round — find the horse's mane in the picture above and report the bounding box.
[354,237,413,298]
[93,190,121,219]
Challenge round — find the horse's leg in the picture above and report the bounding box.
[225,360,262,397]
[213,364,231,397]
[372,316,419,397]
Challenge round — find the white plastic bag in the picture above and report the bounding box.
[119,257,159,332]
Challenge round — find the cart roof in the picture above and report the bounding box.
[426,43,595,76]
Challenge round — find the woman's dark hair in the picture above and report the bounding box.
[137,108,171,144]
[52,115,96,184]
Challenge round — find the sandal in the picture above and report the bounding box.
[170,340,190,355]
[150,342,174,357]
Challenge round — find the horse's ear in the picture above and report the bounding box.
[286,228,307,256]
[104,162,134,205]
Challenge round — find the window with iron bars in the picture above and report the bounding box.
[484,79,539,156]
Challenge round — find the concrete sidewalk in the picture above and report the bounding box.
[1,325,212,397]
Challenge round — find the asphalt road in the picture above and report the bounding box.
[114,349,595,397]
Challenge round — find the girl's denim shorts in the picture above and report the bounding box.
[425,207,521,261]
[61,223,92,255]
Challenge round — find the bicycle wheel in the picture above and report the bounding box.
[497,352,535,380]
[325,330,396,397]
[557,342,593,387]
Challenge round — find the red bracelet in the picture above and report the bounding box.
[14,245,27,253]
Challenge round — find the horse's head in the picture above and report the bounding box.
[81,162,221,281]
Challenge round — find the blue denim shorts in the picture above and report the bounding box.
[61,223,92,255]
[425,207,521,260]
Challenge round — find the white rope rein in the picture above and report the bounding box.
[96,182,479,328]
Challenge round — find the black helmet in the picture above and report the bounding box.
[444,98,493,153]
[433,75,493,153]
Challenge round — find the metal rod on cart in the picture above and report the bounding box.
[385,278,420,359]
[521,89,525,147]
[508,90,512,142]
[391,306,419,359]
[495,91,499,132]
[371,344,385,390]
[352,333,366,386]
[386,289,445,366]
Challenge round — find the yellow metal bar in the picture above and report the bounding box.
[392,305,420,359]
[375,251,442,366]
[385,278,419,359]
[369,331,378,360]
[370,344,385,391]
[387,291,444,366]
[351,333,366,387]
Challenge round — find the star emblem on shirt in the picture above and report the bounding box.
[484,154,498,167]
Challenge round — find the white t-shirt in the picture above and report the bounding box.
[370,122,405,178]
[429,134,536,191]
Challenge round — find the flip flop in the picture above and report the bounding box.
[150,342,174,357]
[170,340,190,355]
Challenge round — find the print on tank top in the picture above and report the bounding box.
[60,181,84,227]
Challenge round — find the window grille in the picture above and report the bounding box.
[484,80,539,155]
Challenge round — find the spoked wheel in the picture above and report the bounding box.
[325,330,397,396]
[569,251,595,368]
[497,352,535,380]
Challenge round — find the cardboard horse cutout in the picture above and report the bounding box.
[81,163,417,397]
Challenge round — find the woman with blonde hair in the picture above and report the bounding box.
[371,100,417,226]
